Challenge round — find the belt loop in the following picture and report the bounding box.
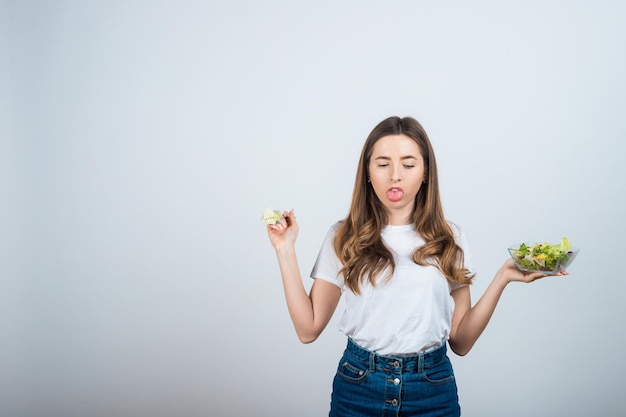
[417,353,424,373]
[369,352,375,372]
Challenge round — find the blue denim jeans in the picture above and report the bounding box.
[329,338,461,417]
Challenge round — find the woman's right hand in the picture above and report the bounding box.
[266,209,299,251]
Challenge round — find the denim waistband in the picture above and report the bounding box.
[346,338,448,373]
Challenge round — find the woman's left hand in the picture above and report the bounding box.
[499,258,568,284]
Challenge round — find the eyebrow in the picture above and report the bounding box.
[374,155,418,160]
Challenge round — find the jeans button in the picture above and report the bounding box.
[393,377,400,385]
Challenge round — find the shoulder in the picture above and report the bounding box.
[311,221,346,287]
[318,220,344,247]
[330,220,343,231]
[446,220,474,272]
[446,221,466,241]
[446,221,472,252]
[447,220,462,236]
[324,220,345,238]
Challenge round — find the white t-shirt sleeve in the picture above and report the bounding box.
[310,223,344,289]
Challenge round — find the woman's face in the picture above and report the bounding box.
[368,134,425,224]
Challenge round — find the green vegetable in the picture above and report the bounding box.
[511,237,573,272]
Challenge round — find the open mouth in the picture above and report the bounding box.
[386,187,404,202]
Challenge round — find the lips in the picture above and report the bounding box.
[386,187,404,202]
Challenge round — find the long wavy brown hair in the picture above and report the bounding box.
[333,116,474,294]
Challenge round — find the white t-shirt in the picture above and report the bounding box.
[310,222,473,356]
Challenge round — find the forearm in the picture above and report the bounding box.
[275,246,317,342]
[451,272,509,355]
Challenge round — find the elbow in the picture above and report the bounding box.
[448,340,473,357]
[296,329,321,344]
[298,335,317,344]
[451,346,470,357]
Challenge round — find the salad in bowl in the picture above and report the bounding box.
[509,237,579,274]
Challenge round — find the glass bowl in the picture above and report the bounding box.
[508,243,580,274]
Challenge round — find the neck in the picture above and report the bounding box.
[386,207,413,226]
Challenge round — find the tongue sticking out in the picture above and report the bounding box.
[387,188,404,202]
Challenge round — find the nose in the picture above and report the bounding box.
[391,165,401,182]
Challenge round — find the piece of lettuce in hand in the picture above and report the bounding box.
[261,207,282,225]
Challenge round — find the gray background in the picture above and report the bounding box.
[3,1,625,416]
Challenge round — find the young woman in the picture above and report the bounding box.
[266,116,566,416]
